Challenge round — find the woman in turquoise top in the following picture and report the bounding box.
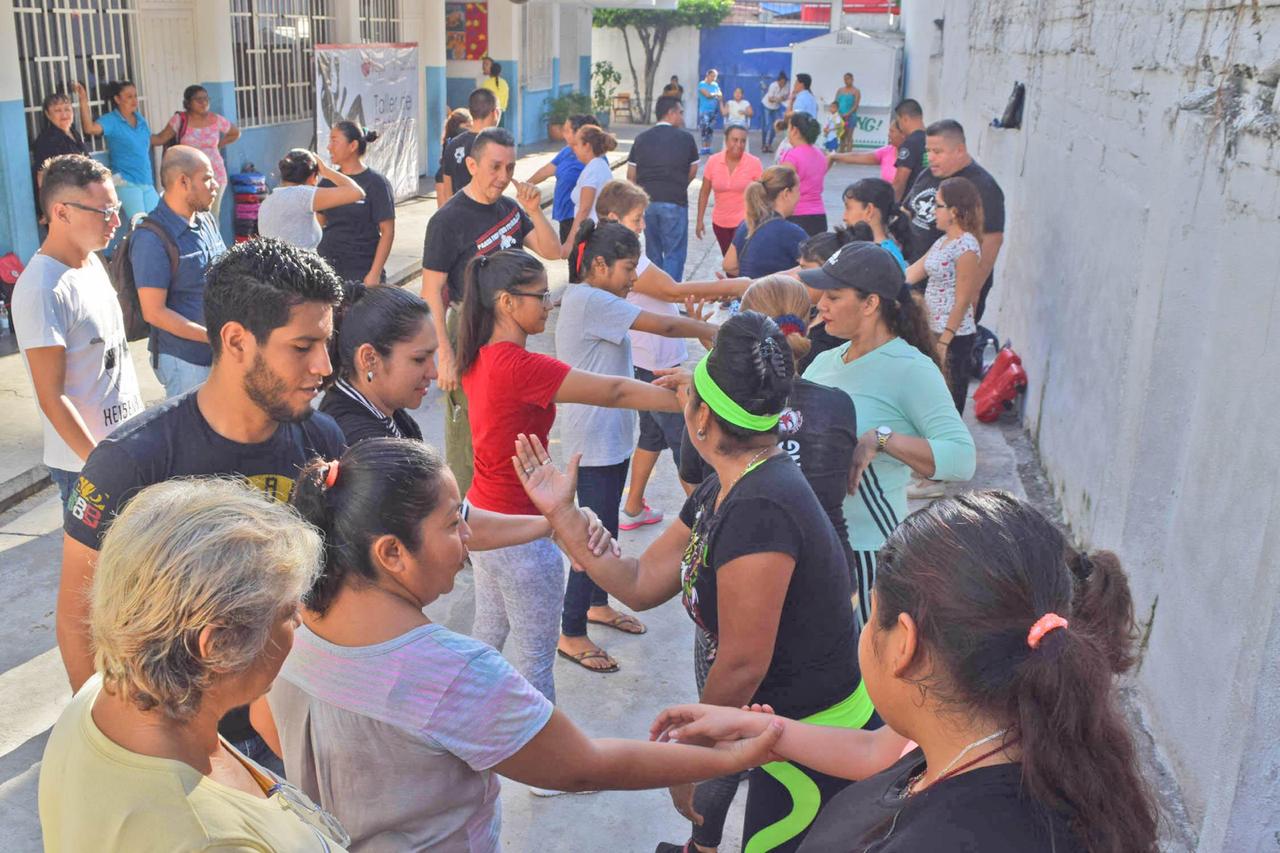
[800,241,975,625]
[74,79,163,225]
[834,73,860,152]
[841,178,911,270]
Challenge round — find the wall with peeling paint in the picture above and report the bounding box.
[903,2,1280,850]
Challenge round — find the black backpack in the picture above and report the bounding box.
[968,324,1000,379]
[106,218,178,342]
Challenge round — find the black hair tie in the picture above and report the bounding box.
[1070,551,1094,581]
[477,254,490,268]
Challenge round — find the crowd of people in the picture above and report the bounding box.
[13,71,1160,853]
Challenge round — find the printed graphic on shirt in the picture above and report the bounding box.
[680,508,712,635]
[909,185,938,228]
[68,471,297,530]
[454,146,466,164]
[476,207,525,254]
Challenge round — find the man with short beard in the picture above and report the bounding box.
[58,238,346,773]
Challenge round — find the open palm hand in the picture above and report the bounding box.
[512,433,578,517]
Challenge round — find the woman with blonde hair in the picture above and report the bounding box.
[722,165,807,279]
[38,478,350,852]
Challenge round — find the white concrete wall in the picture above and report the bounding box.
[591,24,699,120]
[904,2,1280,848]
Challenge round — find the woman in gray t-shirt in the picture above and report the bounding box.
[257,149,364,251]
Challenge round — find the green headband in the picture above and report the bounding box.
[693,352,781,432]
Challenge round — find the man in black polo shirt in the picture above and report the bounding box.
[903,119,1005,320]
[627,95,700,281]
[59,238,347,772]
[439,87,501,204]
[421,127,560,497]
[891,98,927,203]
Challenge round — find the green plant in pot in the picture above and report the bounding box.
[541,91,593,141]
[592,60,622,128]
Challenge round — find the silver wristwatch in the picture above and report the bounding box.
[876,425,893,451]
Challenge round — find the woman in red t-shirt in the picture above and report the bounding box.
[457,249,681,720]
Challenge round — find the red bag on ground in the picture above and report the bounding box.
[973,346,1027,422]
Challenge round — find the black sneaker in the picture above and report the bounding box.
[654,844,689,853]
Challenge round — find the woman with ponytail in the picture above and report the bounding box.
[723,165,807,279]
[559,125,620,256]
[455,248,681,717]
[513,310,871,851]
[778,112,829,235]
[251,439,781,850]
[317,120,395,286]
[800,241,975,626]
[842,177,912,269]
[652,490,1158,853]
[795,224,871,373]
[556,220,717,673]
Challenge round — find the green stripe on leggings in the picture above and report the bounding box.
[743,682,875,853]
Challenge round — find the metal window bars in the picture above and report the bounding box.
[230,0,335,128]
[522,2,553,91]
[13,0,142,155]
[358,0,401,43]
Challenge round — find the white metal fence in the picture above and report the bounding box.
[358,0,401,43]
[231,0,336,128]
[13,0,142,154]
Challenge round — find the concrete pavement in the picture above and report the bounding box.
[0,151,1047,850]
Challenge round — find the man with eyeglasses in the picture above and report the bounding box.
[130,145,226,398]
[11,154,143,505]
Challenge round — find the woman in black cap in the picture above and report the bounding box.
[799,241,976,626]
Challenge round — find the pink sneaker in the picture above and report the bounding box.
[619,502,664,531]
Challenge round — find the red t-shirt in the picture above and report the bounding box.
[462,341,571,515]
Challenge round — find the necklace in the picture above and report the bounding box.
[717,445,774,509]
[903,728,1010,798]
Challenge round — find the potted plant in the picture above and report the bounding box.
[541,91,593,141]
[592,60,622,128]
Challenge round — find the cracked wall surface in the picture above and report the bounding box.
[905,2,1280,849]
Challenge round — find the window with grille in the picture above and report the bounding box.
[231,0,336,128]
[13,0,142,155]
[522,3,553,91]
[359,0,401,42]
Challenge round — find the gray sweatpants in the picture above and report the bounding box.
[470,536,566,703]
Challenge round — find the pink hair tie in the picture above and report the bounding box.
[324,460,340,489]
[1027,613,1068,649]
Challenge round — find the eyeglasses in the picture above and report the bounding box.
[507,289,554,308]
[934,202,950,209]
[63,201,122,223]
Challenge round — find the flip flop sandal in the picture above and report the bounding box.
[557,648,619,673]
[588,613,648,635]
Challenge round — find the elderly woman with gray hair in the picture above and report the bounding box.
[37,478,352,852]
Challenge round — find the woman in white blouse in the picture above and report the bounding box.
[257,149,366,251]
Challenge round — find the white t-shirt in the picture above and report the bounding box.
[763,81,789,110]
[258,184,322,251]
[570,156,614,223]
[12,253,143,471]
[628,247,689,372]
[724,99,751,127]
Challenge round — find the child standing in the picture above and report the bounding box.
[821,102,845,153]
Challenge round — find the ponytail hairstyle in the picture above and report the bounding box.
[569,219,641,285]
[843,178,914,257]
[291,439,448,616]
[576,125,618,157]
[743,165,798,236]
[690,311,794,448]
[938,175,985,240]
[595,179,649,222]
[278,148,320,185]
[442,108,472,145]
[857,282,940,368]
[105,80,136,107]
[455,248,547,376]
[871,491,1157,853]
[740,275,813,361]
[788,110,821,145]
[797,223,869,266]
[334,120,379,156]
[336,286,431,380]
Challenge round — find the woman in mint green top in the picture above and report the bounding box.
[799,241,975,624]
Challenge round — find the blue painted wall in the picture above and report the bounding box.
[223,120,314,189]
[697,25,822,131]
[446,77,475,112]
[426,65,447,176]
[0,99,42,262]
[579,55,592,100]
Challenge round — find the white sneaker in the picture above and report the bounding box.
[907,477,946,500]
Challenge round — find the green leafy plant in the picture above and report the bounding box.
[594,0,732,123]
[591,60,623,115]
[541,90,594,125]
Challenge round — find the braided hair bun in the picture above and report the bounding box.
[703,311,794,439]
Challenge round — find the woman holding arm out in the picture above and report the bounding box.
[559,125,619,257]
[316,121,395,286]
[73,80,162,224]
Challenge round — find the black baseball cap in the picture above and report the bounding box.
[798,240,905,300]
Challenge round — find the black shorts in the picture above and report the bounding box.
[634,366,685,463]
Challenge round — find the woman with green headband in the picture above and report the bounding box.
[512,311,870,853]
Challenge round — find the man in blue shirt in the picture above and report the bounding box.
[696,68,723,155]
[130,145,226,398]
[790,73,820,118]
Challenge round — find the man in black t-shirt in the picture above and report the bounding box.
[903,119,1006,319]
[627,95,700,281]
[891,98,927,203]
[59,239,346,770]
[439,87,500,204]
[421,126,561,497]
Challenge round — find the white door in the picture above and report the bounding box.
[135,1,199,139]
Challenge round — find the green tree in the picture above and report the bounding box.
[594,0,732,124]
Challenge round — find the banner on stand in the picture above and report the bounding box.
[316,43,419,201]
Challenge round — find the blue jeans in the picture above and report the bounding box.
[48,467,79,508]
[154,352,211,399]
[697,110,717,148]
[763,106,783,148]
[232,731,286,778]
[644,202,690,282]
[561,459,629,636]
